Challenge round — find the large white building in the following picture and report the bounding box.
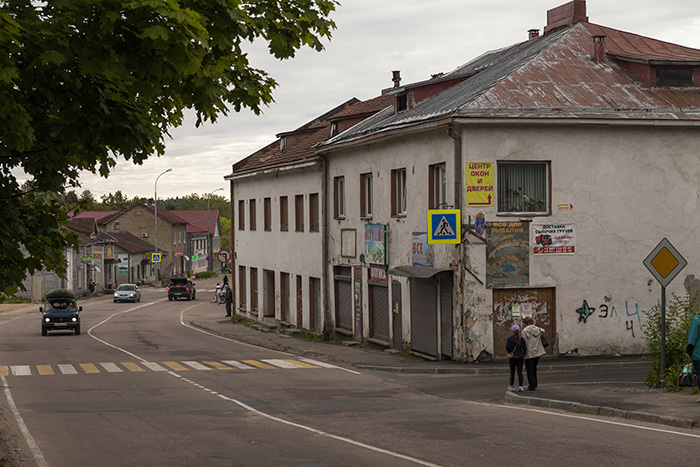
[228,0,700,361]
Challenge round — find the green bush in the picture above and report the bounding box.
[194,271,217,279]
[186,269,191,278]
[643,293,697,390]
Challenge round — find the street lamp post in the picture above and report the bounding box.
[207,187,224,271]
[154,168,172,286]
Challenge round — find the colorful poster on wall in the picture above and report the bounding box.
[364,224,387,265]
[532,224,576,255]
[412,232,434,267]
[466,162,494,207]
[486,222,529,289]
[118,254,129,273]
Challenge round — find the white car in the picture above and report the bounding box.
[114,284,141,303]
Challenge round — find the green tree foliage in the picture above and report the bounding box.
[643,293,698,390]
[220,217,231,251]
[163,193,229,219]
[0,0,338,294]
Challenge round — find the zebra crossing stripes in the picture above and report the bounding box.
[0,359,324,377]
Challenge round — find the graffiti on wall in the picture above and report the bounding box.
[575,299,648,338]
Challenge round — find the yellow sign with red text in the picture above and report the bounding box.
[466,162,494,207]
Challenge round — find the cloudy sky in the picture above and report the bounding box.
[72,0,700,201]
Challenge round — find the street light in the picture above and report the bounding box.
[154,168,172,286]
[207,187,224,271]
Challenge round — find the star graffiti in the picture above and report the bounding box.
[576,300,595,323]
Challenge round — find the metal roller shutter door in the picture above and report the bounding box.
[440,274,453,359]
[410,278,437,357]
[370,285,389,343]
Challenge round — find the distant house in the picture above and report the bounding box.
[171,210,222,273]
[227,0,700,361]
[110,231,156,286]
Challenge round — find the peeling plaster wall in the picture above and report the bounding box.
[461,123,700,358]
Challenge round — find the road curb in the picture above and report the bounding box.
[503,391,696,429]
[355,361,649,375]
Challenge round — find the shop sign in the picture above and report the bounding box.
[412,232,434,267]
[369,265,388,285]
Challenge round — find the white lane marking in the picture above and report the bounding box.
[178,308,361,375]
[86,302,436,466]
[221,360,254,370]
[299,358,344,370]
[2,375,48,467]
[11,365,31,376]
[182,361,211,370]
[100,362,123,373]
[263,359,303,369]
[142,361,167,372]
[495,402,700,439]
[58,364,78,375]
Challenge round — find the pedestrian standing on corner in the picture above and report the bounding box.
[222,274,228,287]
[522,316,546,391]
[88,279,96,298]
[224,285,233,317]
[506,324,527,392]
[686,310,700,402]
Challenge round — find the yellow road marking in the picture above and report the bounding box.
[242,360,276,369]
[0,366,8,376]
[162,361,189,371]
[37,365,55,375]
[121,362,145,372]
[80,363,100,374]
[203,361,233,370]
[283,359,319,368]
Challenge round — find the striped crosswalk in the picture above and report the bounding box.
[0,358,332,377]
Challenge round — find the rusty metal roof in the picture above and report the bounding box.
[323,22,700,149]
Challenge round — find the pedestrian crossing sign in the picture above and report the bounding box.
[151,253,162,263]
[427,209,461,244]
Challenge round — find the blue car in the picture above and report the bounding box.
[41,289,81,336]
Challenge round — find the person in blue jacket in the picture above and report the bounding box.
[686,312,700,402]
[506,324,527,392]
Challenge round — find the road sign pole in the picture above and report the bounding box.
[660,285,666,388]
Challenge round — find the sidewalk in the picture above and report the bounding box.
[185,282,700,430]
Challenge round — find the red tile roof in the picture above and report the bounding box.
[172,210,219,235]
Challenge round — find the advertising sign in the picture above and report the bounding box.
[532,224,576,255]
[118,254,129,272]
[364,224,387,265]
[466,162,494,207]
[412,232,434,267]
[369,264,388,285]
[486,222,529,289]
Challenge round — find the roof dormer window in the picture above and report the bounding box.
[656,68,693,86]
[395,93,407,113]
[280,137,287,151]
[330,122,339,137]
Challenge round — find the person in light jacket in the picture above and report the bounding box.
[522,316,546,391]
[506,325,527,392]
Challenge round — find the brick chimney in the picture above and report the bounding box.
[592,35,606,62]
[528,29,540,40]
[544,0,588,35]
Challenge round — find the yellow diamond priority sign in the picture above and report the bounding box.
[643,238,686,287]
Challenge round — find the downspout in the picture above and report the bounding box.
[230,179,236,312]
[448,125,471,362]
[321,154,331,341]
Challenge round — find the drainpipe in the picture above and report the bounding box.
[321,154,331,341]
[230,179,236,312]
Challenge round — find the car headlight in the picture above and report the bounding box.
[71,316,78,322]
[44,317,50,323]
[129,293,134,297]
[114,292,118,297]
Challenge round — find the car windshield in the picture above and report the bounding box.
[117,285,135,291]
[45,300,78,312]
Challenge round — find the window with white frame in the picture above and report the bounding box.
[429,163,446,210]
[497,161,549,213]
[391,168,407,216]
[334,176,345,218]
[360,173,372,218]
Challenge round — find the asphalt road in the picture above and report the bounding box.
[0,289,698,466]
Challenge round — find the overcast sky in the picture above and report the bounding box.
[71,0,700,201]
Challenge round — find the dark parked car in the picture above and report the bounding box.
[40,289,81,336]
[168,277,196,301]
[114,284,141,303]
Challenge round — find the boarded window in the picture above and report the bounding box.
[264,197,271,231]
[280,196,288,232]
[238,200,245,230]
[249,199,256,231]
[309,193,319,232]
[295,195,304,232]
[250,267,258,311]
